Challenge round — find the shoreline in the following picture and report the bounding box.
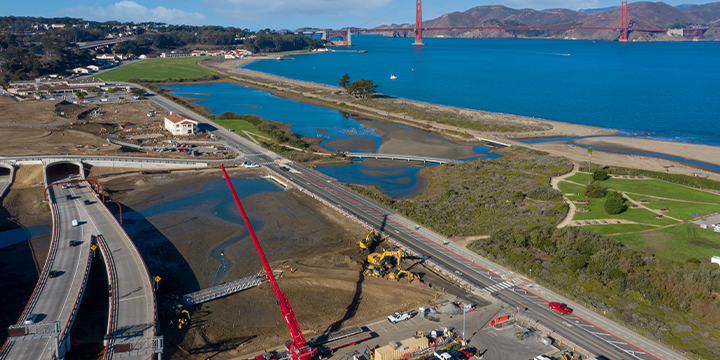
[188,58,720,179]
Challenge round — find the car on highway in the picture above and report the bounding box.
[549,302,572,315]
[280,166,290,171]
[69,240,80,247]
[72,219,79,227]
[66,194,72,200]
[48,270,60,278]
[387,311,412,324]
[25,313,38,324]
[84,200,91,206]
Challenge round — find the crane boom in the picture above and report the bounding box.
[220,165,316,360]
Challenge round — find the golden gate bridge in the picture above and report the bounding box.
[300,1,705,46]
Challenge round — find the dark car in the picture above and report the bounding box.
[48,270,60,278]
[549,302,572,315]
[459,348,476,358]
[280,166,290,171]
[69,240,80,247]
[84,200,91,206]
[66,195,72,200]
[449,350,468,360]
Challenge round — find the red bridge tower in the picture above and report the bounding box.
[412,0,424,45]
[619,1,629,42]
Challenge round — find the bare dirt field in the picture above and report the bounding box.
[96,169,455,360]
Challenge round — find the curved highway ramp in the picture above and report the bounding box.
[1,181,160,359]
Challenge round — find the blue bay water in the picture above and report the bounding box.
[245,36,720,147]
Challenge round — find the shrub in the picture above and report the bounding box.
[527,187,563,201]
[593,168,609,181]
[585,182,606,198]
[604,191,625,214]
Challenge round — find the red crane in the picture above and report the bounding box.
[220,165,316,360]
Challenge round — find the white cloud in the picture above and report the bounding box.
[202,0,393,21]
[499,0,601,10]
[55,1,208,25]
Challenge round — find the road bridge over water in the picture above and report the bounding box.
[343,152,459,164]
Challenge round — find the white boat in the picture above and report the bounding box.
[390,75,397,80]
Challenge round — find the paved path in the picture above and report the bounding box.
[621,192,683,222]
[552,164,579,228]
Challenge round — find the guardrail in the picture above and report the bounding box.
[97,234,119,359]
[59,245,94,345]
[515,314,596,359]
[0,193,61,359]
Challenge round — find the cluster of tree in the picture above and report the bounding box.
[338,73,379,99]
[0,33,92,84]
[469,225,720,358]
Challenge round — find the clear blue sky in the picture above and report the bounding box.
[0,0,701,30]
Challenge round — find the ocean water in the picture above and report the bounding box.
[245,36,720,147]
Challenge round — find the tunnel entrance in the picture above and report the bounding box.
[45,162,82,184]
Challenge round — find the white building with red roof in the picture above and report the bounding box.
[164,113,199,135]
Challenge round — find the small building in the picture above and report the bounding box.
[374,336,428,360]
[96,53,125,61]
[207,50,225,56]
[51,24,65,29]
[160,52,188,58]
[139,54,159,59]
[191,50,207,56]
[165,113,199,135]
[72,67,95,74]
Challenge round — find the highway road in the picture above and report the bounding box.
[106,84,684,360]
[2,183,94,359]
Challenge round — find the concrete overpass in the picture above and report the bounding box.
[1,178,159,359]
[0,162,14,198]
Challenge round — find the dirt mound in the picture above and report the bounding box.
[11,165,44,188]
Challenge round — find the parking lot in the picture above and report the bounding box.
[312,301,558,360]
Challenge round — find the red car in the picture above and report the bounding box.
[459,348,475,358]
[549,302,572,315]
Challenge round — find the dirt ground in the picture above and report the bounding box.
[96,169,451,360]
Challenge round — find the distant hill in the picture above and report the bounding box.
[675,4,698,9]
[373,1,719,41]
[682,2,720,24]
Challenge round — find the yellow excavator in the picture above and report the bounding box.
[363,265,384,278]
[368,250,402,267]
[387,269,420,282]
[359,230,375,249]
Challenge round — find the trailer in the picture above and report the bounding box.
[317,332,372,353]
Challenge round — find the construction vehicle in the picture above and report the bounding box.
[220,166,316,360]
[363,265,384,278]
[413,330,424,339]
[387,269,419,282]
[359,230,375,249]
[368,250,402,267]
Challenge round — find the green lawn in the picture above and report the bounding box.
[566,174,720,203]
[623,194,720,221]
[211,118,272,140]
[93,57,216,82]
[580,224,657,235]
[611,223,720,262]
[558,181,679,226]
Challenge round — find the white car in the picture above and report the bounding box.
[388,311,412,324]
[25,313,38,324]
[72,219,79,227]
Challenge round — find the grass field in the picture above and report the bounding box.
[624,194,720,221]
[566,173,720,203]
[581,224,657,235]
[558,182,679,226]
[210,118,272,141]
[612,223,720,262]
[93,57,216,82]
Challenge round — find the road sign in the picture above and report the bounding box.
[91,245,97,251]
[154,276,161,283]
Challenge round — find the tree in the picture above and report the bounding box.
[76,91,87,99]
[131,88,146,96]
[338,73,350,89]
[587,147,593,185]
[346,79,378,99]
[592,168,609,181]
[604,191,625,214]
[585,182,606,198]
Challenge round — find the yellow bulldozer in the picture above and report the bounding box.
[368,250,402,267]
[387,269,420,282]
[359,230,375,249]
[363,265,384,278]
